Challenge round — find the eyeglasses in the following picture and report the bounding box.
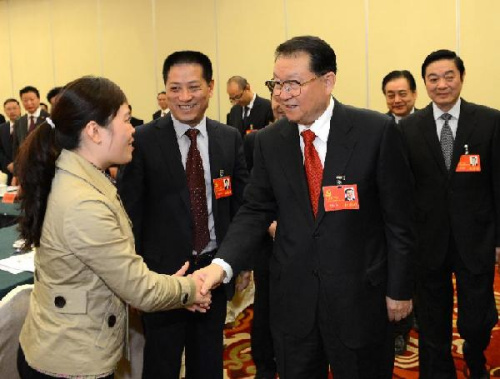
[229,91,245,102]
[265,76,319,97]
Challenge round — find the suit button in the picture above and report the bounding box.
[54,296,66,308]
[313,233,320,239]
[312,270,319,277]
[108,315,117,328]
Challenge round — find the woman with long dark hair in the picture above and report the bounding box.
[15,76,210,378]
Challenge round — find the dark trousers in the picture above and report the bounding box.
[416,238,497,378]
[272,290,394,379]
[141,254,227,379]
[251,240,277,378]
[17,347,114,379]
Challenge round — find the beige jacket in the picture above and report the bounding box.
[20,149,196,376]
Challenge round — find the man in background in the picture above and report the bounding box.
[399,49,499,379]
[382,70,418,123]
[226,76,273,137]
[382,69,419,356]
[13,86,49,158]
[152,91,169,120]
[0,98,21,184]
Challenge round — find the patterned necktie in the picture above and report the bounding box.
[440,113,454,170]
[243,106,250,128]
[28,116,36,134]
[185,128,210,254]
[301,129,323,217]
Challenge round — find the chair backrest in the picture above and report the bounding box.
[0,284,33,379]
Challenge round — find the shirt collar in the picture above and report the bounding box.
[298,97,335,143]
[433,98,461,121]
[172,114,208,140]
[27,107,42,118]
[246,93,257,110]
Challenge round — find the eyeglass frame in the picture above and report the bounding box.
[228,90,246,102]
[265,76,321,97]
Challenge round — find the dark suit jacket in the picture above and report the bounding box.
[399,100,500,274]
[217,100,415,348]
[0,122,13,183]
[118,114,248,277]
[12,110,50,158]
[152,109,169,120]
[130,116,143,127]
[0,114,5,124]
[227,95,273,137]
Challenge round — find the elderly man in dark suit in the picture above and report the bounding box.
[196,36,415,379]
[226,76,273,137]
[118,50,248,379]
[13,86,49,158]
[399,49,499,379]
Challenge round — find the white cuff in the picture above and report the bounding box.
[212,258,233,283]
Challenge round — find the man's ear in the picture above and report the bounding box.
[324,72,336,94]
[83,121,102,144]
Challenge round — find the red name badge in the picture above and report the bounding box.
[323,185,360,212]
[456,154,481,172]
[2,192,17,203]
[213,176,232,199]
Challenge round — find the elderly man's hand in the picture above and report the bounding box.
[386,297,413,322]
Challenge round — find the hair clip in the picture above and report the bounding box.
[46,117,56,129]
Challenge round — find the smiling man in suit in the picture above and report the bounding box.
[382,70,418,124]
[196,36,415,379]
[399,49,499,379]
[226,76,273,137]
[118,50,248,379]
[13,86,49,158]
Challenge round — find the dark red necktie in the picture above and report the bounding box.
[301,129,323,217]
[185,128,210,253]
[28,116,36,134]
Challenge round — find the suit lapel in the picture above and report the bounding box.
[314,101,357,228]
[451,99,476,174]
[156,116,190,212]
[278,120,314,225]
[418,104,448,176]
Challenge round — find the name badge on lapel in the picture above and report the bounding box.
[322,184,360,212]
[456,145,481,172]
[213,176,232,199]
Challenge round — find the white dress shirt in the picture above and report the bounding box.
[433,99,461,140]
[172,115,217,255]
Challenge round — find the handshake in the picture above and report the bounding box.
[174,262,227,313]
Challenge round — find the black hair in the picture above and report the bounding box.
[3,98,19,107]
[16,76,127,249]
[46,86,63,103]
[382,70,417,93]
[421,49,465,80]
[162,51,213,84]
[227,76,249,90]
[275,36,337,75]
[19,86,40,99]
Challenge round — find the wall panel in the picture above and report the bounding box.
[286,0,367,108]
[460,0,500,109]
[154,0,219,121]
[216,0,286,120]
[368,0,457,113]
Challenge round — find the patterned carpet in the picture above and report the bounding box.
[223,271,500,378]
